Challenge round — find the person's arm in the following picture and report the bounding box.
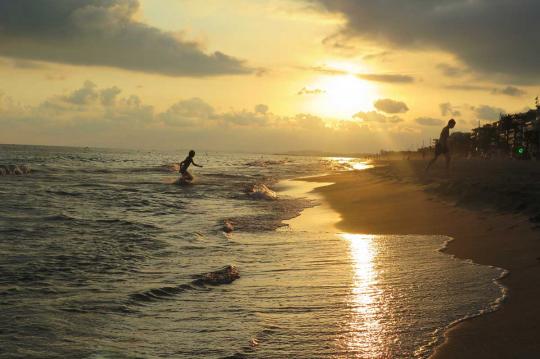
[192,161,203,168]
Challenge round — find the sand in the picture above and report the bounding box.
[305,159,540,358]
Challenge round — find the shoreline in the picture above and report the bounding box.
[302,164,540,358]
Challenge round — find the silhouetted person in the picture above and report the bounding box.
[179,150,202,182]
[426,119,456,171]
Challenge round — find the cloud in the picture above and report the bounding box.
[445,84,526,97]
[64,80,99,105]
[313,0,540,84]
[415,117,444,126]
[254,104,269,114]
[309,66,414,83]
[363,51,392,62]
[0,0,250,77]
[357,73,414,84]
[321,33,358,56]
[35,82,154,125]
[297,87,326,95]
[436,63,470,78]
[439,103,461,117]
[159,98,216,127]
[218,110,270,127]
[473,105,506,121]
[491,86,526,97]
[353,111,403,124]
[0,81,430,152]
[310,65,349,76]
[11,59,47,70]
[444,84,491,91]
[374,99,409,114]
[100,86,122,106]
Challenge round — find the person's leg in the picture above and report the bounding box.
[445,152,451,170]
[183,171,193,181]
[426,153,439,171]
[180,171,189,182]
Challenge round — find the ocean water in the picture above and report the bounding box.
[0,145,505,358]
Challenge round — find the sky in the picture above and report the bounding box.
[0,0,539,153]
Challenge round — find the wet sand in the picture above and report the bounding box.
[305,159,540,358]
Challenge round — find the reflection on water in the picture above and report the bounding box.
[342,233,386,357]
[351,162,374,171]
[327,157,374,171]
[334,233,506,358]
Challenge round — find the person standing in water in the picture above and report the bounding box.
[179,150,203,182]
[426,119,456,171]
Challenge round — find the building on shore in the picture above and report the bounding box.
[470,102,540,159]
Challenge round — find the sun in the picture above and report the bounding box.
[306,71,380,119]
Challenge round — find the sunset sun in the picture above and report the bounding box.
[309,74,379,118]
[304,61,380,118]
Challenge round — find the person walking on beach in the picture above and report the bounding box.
[426,119,456,171]
[179,150,203,182]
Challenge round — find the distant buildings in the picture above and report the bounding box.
[470,102,540,159]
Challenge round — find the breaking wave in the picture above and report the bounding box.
[129,265,240,303]
[0,164,31,175]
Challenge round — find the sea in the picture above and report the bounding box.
[0,145,506,359]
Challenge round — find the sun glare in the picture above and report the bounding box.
[309,74,379,118]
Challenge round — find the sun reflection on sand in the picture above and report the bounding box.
[341,233,387,357]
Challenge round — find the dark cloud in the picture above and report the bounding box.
[374,98,409,114]
[473,105,506,121]
[313,0,540,84]
[491,86,526,97]
[297,87,326,95]
[415,117,444,126]
[439,103,461,117]
[445,83,526,97]
[357,73,414,84]
[0,0,250,76]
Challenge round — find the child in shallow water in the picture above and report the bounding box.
[179,150,203,182]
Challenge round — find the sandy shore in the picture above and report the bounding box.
[305,159,540,358]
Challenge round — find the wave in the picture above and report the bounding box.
[123,163,180,173]
[0,164,31,176]
[21,163,179,176]
[41,213,161,230]
[244,159,289,167]
[129,265,240,303]
[246,183,277,200]
[418,236,510,358]
[45,189,84,197]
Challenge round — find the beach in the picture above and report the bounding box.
[307,159,540,358]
